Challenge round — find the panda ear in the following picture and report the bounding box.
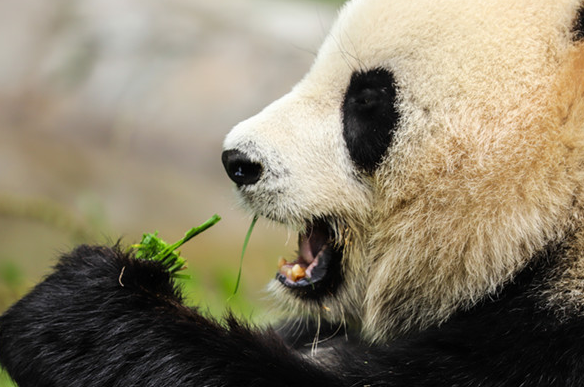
[573,6,584,41]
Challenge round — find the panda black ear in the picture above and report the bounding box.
[573,6,584,41]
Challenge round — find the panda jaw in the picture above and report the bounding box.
[276,219,344,299]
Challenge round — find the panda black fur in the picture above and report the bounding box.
[3,0,584,385]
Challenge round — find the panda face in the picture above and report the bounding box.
[223,0,584,339]
[221,84,373,302]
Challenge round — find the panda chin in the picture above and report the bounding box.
[276,219,343,299]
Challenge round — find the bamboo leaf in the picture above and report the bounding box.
[133,214,221,278]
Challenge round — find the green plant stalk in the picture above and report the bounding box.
[231,214,258,296]
[153,215,221,262]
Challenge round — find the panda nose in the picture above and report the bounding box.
[221,150,263,186]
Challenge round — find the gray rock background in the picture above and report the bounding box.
[0,0,342,316]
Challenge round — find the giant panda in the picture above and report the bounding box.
[2,0,584,385]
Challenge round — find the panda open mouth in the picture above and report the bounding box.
[276,220,343,297]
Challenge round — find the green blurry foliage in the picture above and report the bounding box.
[0,369,16,387]
[0,261,25,316]
[0,1,345,383]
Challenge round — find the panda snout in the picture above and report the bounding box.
[221,149,263,186]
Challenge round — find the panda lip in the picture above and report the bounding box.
[276,220,342,292]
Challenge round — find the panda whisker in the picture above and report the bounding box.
[310,312,322,356]
[342,28,366,72]
[341,305,349,342]
[315,319,345,346]
[290,317,306,344]
[329,27,361,73]
[316,5,335,52]
[289,42,318,59]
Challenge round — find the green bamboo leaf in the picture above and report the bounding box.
[133,214,221,278]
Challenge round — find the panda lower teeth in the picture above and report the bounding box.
[279,261,308,282]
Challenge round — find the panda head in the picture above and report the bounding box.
[222,0,584,342]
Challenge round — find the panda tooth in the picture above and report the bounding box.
[278,257,287,270]
[291,264,306,281]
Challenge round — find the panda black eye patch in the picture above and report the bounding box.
[573,6,584,40]
[342,67,399,173]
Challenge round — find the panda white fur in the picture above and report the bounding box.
[2,0,584,385]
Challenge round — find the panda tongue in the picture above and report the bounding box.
[299,237,315,265]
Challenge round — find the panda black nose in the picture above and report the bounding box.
[221,150,263,186]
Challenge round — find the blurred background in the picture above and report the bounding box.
[0,0,343,383]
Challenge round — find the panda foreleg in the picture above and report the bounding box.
[0,245,341,387]
[308,269,584,387]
